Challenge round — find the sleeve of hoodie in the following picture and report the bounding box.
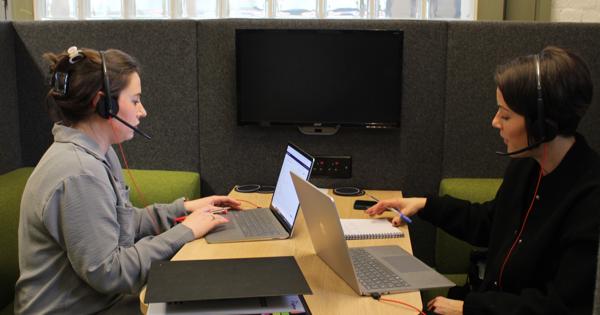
[132,198,190,240]
[42,174,195,295]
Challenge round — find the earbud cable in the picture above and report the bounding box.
[498,143,547,288]
[110,118,161,235]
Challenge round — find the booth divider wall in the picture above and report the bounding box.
[196,19,447,196]
[0,22,21,174]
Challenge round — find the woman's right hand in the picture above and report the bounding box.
[365,197,427,225]
[181,208,229,239]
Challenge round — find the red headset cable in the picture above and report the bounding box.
[110,118,162,235]
[498,143,547,288]
[371,293,426,315]
[379,297,427,315]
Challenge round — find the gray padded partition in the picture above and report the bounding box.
[12,20,199,172]
[0,22,21,174]
[444,21,600,178]
[196,19,447,264]
[596,236,600,315]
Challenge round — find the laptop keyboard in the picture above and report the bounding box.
[349,248,410,291]
[231,210,283,237]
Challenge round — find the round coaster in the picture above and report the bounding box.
[234,184,261,193]
[333,187,365,196]
[257,185,275,193]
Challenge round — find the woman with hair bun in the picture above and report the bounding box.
[15,47,240,314]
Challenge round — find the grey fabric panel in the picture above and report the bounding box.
[197,19,446,195]
[196,19,447,265]
[12,20,198,171]
[596,236,600,315]
[0,22,21,174]
[444,21,600,178]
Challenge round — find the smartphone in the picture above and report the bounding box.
[353,200,377,210]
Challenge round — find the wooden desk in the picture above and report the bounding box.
[141,189,422,315]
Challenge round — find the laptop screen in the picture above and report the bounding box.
[271,144,314,228]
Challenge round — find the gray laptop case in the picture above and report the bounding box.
[291,172,455,295]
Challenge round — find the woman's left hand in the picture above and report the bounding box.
[184,195,242,212]
[427,296,464,315]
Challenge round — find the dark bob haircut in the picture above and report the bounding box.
[495,46,593,137]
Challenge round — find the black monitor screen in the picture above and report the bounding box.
[236,29,403,128]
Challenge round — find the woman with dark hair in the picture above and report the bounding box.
[368,46,600,315]
[14,47,240,314]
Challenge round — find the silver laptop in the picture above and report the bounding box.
[291,172,454,295]
[205,143,314,243]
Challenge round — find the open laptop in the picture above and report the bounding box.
[291,172,454,295]
[205,143,314,243]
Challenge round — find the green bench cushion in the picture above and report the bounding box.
[435,178,502,274]
[123,169,201,207]
[0,167,34,312]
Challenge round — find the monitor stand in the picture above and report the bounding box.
[298,125,340,136]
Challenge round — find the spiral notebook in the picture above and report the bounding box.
[340,219,404,240]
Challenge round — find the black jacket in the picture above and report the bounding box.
[420,134,600,315]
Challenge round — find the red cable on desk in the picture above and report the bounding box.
[377,296,426,315]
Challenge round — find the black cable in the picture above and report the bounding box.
[370,292,381,300]
[3,0,8,21]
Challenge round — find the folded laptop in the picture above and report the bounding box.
[205,143,314,243]
[291,172,454,295]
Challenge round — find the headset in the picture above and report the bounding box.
[98,51,151,140]
[496,54,557,156]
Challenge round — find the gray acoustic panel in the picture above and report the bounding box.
[444,21,600,178]
[197,19,447,196]
[0,22,21,174]
[12,21,199,172]
[196,19,447,265]
[596,236,600,315]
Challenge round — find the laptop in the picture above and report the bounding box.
[205,143,315,243]
[291,172,455,295]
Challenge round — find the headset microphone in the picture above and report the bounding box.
[495,140,543,156]
[99,51,151,140]
[109,113,152,140]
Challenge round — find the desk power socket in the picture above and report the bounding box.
[312,156,352,178]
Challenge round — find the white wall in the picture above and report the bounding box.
[551,0,600,22]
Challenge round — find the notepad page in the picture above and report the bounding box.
[340,219,404,240]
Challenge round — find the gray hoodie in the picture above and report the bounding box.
[15,124,194,314]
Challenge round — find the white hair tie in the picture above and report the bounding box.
[67,46,84,64]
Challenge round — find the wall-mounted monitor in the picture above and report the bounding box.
[236,29,403,134]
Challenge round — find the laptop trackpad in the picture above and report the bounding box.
[382,256,431,273]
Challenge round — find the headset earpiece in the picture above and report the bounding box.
[96,49,151,140]
[528,54,557,144]
[96,95,119,119]
[97,51,119,120]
